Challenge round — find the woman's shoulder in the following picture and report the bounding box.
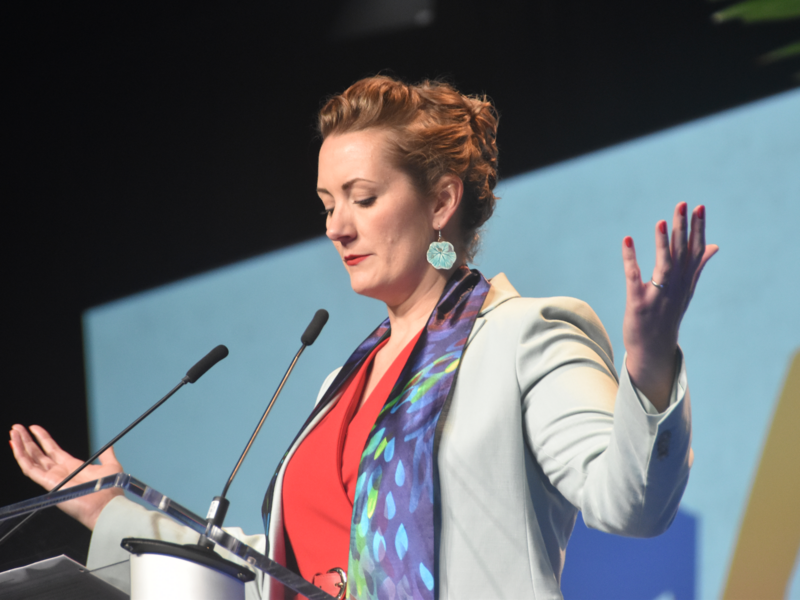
[485,273,604,329]
[483,273,613,363]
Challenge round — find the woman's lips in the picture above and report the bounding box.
[344,254,369,266]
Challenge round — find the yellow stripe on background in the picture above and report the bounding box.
[723,349,800,599]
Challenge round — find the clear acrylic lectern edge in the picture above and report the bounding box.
[0,473,335,600]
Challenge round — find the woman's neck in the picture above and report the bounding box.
[384,265,459,342]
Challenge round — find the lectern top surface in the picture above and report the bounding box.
[0,554,129,600]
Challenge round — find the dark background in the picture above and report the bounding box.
[2,1,797,570]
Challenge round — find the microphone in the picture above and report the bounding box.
[184,345,230,383]
[198,311,328,548]
[301,309,329,346]
[0,345,229,547]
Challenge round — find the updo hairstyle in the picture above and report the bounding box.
[317,75,499,262]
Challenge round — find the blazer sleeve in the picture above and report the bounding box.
[518,297,692,538]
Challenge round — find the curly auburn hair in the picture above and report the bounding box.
[317,75,500,263]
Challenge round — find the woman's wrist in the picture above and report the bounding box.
[79,488,124,531]
[625,346,678,413]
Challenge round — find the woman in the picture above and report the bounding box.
[10,75,716,599]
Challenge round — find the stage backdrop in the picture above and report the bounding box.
[84,88,800,599]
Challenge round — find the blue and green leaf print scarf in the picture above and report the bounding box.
[263,267,489,600]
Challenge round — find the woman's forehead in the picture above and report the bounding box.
[318,130,398,186]
[320,129,391,161]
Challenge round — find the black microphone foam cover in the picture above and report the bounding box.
[301,310,329,346]
[184,345,229,383]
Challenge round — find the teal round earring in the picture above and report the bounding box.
[426,230,457,270]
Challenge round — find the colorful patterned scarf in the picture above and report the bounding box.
[263,267,490,599]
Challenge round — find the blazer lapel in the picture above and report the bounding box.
[467,273,521,347]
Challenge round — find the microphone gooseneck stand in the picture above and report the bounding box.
[122,310,331,600]
[199,309,329,547]
[0,345,229,548]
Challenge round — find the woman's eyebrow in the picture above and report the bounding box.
[316,177,377,195]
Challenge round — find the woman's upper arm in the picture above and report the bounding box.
[517,297,692,536]
[517,298,619,508]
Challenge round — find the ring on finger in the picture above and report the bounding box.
[651,278,667,289]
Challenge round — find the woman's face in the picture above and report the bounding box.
[317,129,439,306]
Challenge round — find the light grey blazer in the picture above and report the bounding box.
[87,273,692,599]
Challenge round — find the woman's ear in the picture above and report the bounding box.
[431,174,464,231]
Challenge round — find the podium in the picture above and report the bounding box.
[0,474,336,600]
[0,554,128,600]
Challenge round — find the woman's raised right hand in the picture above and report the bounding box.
[9,424,124,531]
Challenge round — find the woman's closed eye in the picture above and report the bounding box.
[354,196,376,207]
[320,196,376,217]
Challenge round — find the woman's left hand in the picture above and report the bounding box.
[622,202,718,412]
[9,424,124,530]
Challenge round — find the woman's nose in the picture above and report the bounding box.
[326,205,355,244]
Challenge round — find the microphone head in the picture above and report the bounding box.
[301,309,329,346]
[184,345,229,384]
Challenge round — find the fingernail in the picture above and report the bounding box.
[697,205,705,219]
[624,236,633,248]
[679,203,687,217]
[658,221,667,235]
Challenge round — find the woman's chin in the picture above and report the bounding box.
[349,283,382,301]
[348,274,392,302]
[348,273,375,296]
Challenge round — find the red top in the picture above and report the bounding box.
[282,331,422,581]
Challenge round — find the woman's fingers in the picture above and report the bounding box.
[10,426,61,490]
[688,244,719,302]
[633,202,717,315]
[685,205,716,303]
[10,423,35,450]
[671,202,689,269]
[652,220,672,288]
[657,203,711,288]
[688,205,707,273]
[9,428,35,473]
[626,202,715,312]
[622,236,644,300]
[29,425,66,460]
[12,424,49,467]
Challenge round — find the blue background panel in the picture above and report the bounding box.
[84,89,800,598]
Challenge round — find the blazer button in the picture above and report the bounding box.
[656,430,671,460]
